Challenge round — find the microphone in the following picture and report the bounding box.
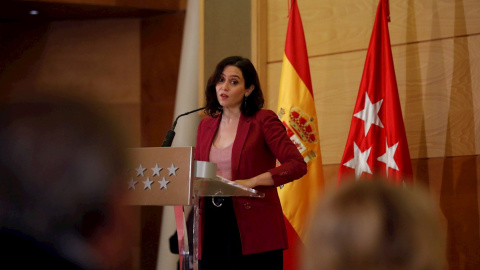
[161,106,206,147]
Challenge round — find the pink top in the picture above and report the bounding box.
[209,143,233,180]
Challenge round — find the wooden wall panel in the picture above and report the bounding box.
[139,12,185,270]
[24,0,186,10]
[140,13,184,148]
[105,103,141,146]
[0,19,141,103]
[266,34,480,165]
[471,36,480,156]
[37,19,140,104]
[0,18,142,146]
[266,0,480,63]
[251,0,268,89]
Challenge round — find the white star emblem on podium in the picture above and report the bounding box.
[158,177,170,189]
[143,177,153,190]
[135,164,146,177]
[167,163,179,176]
[151,163,162,177]
[127,178,138,190]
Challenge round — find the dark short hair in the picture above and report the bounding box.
[204,56,264,117]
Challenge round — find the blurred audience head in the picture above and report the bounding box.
[303,180,445,270]
[0,94,132,269]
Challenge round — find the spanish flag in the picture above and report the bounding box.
[276,0,325,269]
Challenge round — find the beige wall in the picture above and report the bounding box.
[201,0,251,92]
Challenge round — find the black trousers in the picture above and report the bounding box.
[199,197,283,270]
[199,249,283,270]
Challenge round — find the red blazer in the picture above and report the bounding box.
[195,109,307,256]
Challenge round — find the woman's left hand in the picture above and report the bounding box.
[234,173,273,189]
[234,179,256,189]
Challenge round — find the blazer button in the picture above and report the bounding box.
[244,202,251,209]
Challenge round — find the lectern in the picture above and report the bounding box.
[125,147,264,270]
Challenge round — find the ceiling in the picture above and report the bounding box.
[0,1,174,22]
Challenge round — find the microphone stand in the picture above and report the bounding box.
[161,107,205,147]
[162,106,205,270]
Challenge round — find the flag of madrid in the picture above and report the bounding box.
[338,0,413,185]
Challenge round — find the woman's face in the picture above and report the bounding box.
[216,65,253,110]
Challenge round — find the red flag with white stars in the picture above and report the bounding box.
[338,0,412,185]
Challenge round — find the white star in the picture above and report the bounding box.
[158,177,170,189]
[151,164,162,177]
[142,177,154,190]
[127,178,138,190]
[135,164,146,177]
[353,93,384,136]
[377,140,399,177]
[167,163,179,176]
[343,142,372,179]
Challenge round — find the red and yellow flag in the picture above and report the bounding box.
[277,1,324,269]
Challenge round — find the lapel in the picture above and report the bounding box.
[231,113,252,180]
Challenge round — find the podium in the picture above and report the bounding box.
[125,147,264,270]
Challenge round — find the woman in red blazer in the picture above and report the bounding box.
[195,56,307,270]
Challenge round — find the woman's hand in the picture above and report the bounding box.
[234,172,274,188]
[234,179,256,189]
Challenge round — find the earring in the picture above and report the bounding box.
[243,95,248,107]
